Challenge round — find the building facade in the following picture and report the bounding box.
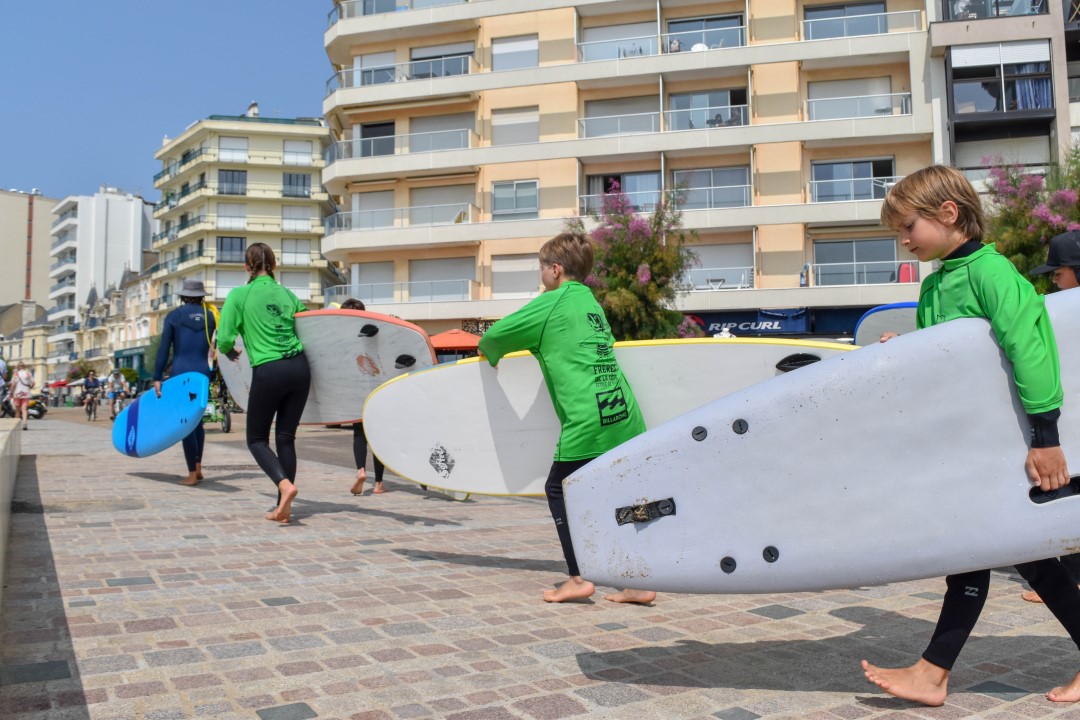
[151,108,343,317]
[46,188,154,381]
[0,189,58,309]
[321,0,1072,337]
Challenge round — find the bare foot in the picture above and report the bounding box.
[861,658,948,706]
[351,468,366,496]
[180,471,200,486]
[372,481,386,494]
[1022,589,1044,603]
[543,576,595,603]
[195,463,204,480]
[604,588,657,604]
[1048,670,1080,702]
[266,480,298,524]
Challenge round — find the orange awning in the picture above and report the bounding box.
[430,328,481,351]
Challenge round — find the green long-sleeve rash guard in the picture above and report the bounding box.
[216,275,307,368]
[916,243,1063,415]
[478,281,646,462]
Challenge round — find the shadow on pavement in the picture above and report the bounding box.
[0,455,92,717]
[278,495,463,527]
[393,548,565,574]
[128,471,253,492]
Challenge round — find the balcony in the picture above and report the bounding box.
[325,129,479,163]
[153,249,208,277]
[50,209,78,230]
[325,203,479,234]
[152,215,209,245]
[812,259,919,286]
[802,10,922,41]
[682,266,755,291]
[810,176,902,203]
[151,294,178,311]
[326,55,478,95]
[579,191,661,215]
[154,147,207,183]
[49,278,76,295]
[678,185,752,210]
[579,112,662,138]
[329,0,468,22]
[945,0,1048,21]
[807,93,912,121]
[324,279,479,305]
[662,26,745,54]
[663,105,747,131]
[577,34,659,62]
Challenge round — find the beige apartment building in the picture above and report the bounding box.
[0,189,58,310]
[152,108,343,316]
[321,0,1074,337]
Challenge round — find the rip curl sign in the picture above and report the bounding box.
[429,444,455,478]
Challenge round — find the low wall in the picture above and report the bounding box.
[0,419,22,617]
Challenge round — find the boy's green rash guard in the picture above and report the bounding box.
[916,243,1062,414]
[478,281,646,461]
[216,275,307,368]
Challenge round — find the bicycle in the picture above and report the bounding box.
[84,391,99,421]
[203,375,232,433]
[110,392,126,421]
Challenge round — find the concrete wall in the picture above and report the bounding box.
[0,418,23,617]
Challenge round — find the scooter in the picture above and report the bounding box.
[1,387,47,419]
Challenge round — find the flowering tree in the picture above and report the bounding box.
[567,184,702,340]
[985,146,1080,292]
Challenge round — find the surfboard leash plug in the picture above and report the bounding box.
[615,498,676,526]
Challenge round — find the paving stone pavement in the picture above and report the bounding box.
[4,416,1080,719]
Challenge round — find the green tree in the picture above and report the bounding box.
[144,333,163,374]
[985,146,1080,294]
[568,185,703,340]
[66,359,92,381]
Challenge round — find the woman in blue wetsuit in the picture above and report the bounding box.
[153,279,215,486]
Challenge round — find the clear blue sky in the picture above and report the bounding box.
[0,1,332,202]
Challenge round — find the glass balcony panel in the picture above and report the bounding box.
[947,0,1048,19]
[577,35,658,62]
[580,112,661,138]
[812,260,917,286]
[810,176,901,202]
[662,26,744,53]
[665,105,747,130]
[680,185,751,209]
[579,191,661,214]
[683,266,755,290]
[807,93,912,120]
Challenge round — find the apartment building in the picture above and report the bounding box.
[47,188,153,381]
[320,0,1071,337]
[152,107,342,317]
[0,189,58,309]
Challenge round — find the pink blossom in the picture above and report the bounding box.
[636,263,651,285]
[1069,223,1080,232]
[1050,188,1078,209]
[628,215,650,237]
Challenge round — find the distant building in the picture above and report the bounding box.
[151,104,344,316]
[0,189,59,309]
[0,300,52,386]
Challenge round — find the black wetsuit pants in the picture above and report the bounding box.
[181,422,205,473]
[246,353,310,491]
[923,559,1080,670]
[352,422,384,483]
[545,458,593,577]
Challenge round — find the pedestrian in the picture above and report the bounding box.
[478,231,656,604]
[338,298,387,496]
[83,370,102,420]
[0,355,8,382]
[153,279,216,486]
[106,369,130,420]
[217,243,310,524]
[860,165,1077,705]
[9,361,34,430]
[1018,229,1080,603]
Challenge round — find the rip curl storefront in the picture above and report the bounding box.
[686,306,870,339]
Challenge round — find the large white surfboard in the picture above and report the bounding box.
[563,289,1080,594]
[853,302,918,347]
[363,339,853,496]
[218,309,435,425]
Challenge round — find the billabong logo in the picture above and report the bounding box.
[126,426,137,454]
[964,586,979,597]
[595,386,629,426]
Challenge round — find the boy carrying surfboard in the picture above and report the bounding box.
[862,165,1079,706]
[477,231,656,604]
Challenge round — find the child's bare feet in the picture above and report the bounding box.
[351,468,366,496]
[372,481,385,494]
[180,471,200,486]
[1048,671,1080,702]
[543,576,595,603]
[266,480,297,524]
[1022,589,1044,603]
[861,658,948,706]
[604,589,656,604]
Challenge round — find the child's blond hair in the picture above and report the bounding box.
[539,232,594,281]
[880,165,985,242]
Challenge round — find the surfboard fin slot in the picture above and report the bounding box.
[616,498,676,526]
[1029,476,1080,504]
[395,355,416,369]
[359,324,380,337]
[775,353,821,373]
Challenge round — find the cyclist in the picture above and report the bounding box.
[83,370,102,421]
[107,369,130,420]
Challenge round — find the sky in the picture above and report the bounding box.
[0,1,333,202]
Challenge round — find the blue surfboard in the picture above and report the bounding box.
[852,301,918,347]
[111,373,210,458]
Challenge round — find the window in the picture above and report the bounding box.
[283,173,312,198]
[684,243,754,289]
[582,96,660,137]
[813,238,898,286]
[281,239,312,266]
[492,180,539,221]
[492,107,539,146]
[409,185,474,224]
[804,2,886,40]
[408,257,475,301]
[580,22,658,61]
[359,122,395,157]
[281,271,311,301]
[354,51,397,86]
[216,237,246,264]
[584,172,660,213]
[410,42,475,79]
[665,15,743,53]
[284,140,313,166]
[951,41,1053,115]
[353,190,395,229]
[673,167,750,209]
[282,206,310,233]
[807,77,895,120]
[493,35,538,71]
[408,113,474,152]
[218,169,247,196]
[216,269,247,296]
[810,159,895,202]
[668,89,747,130]
[492,254,542,298]
[217,203,246,231]
[947,0,1047,21]
[354,261,395,304]
[219,136,248,163]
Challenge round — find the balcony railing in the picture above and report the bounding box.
[154,249,207,276]
[946,0,1047,20]
[806,93,912,121]
[661,26,745,53]
[683,266,755,291]
[152,214,208,243]
[664,105,747,131]
[802,10,921,40]
[49,257,77,272]
[580,191,662,215]
[577,34,659,62]
[326,55,478,95]
[810,175,902,203]
[325,129,479,163]
[50,209,78,229]
[154,147,207,183]
[324,279,477,305]
[812,260,919,286]
[579,111,662,138]
[48,302,76,315]
[678,185,752,210]
[329,0,468,23]
[325,203,478,234]
[50,233,76,250]
[49,278,76,294]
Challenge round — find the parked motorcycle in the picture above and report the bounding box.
[1,387,47,419]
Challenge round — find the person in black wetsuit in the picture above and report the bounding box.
[338,298,387,496]
[153,279,215,486]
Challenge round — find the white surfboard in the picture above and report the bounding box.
[362,338,853,496]
[563,289,1080,594]
[853,302,918,347]
[217,310,435,425]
